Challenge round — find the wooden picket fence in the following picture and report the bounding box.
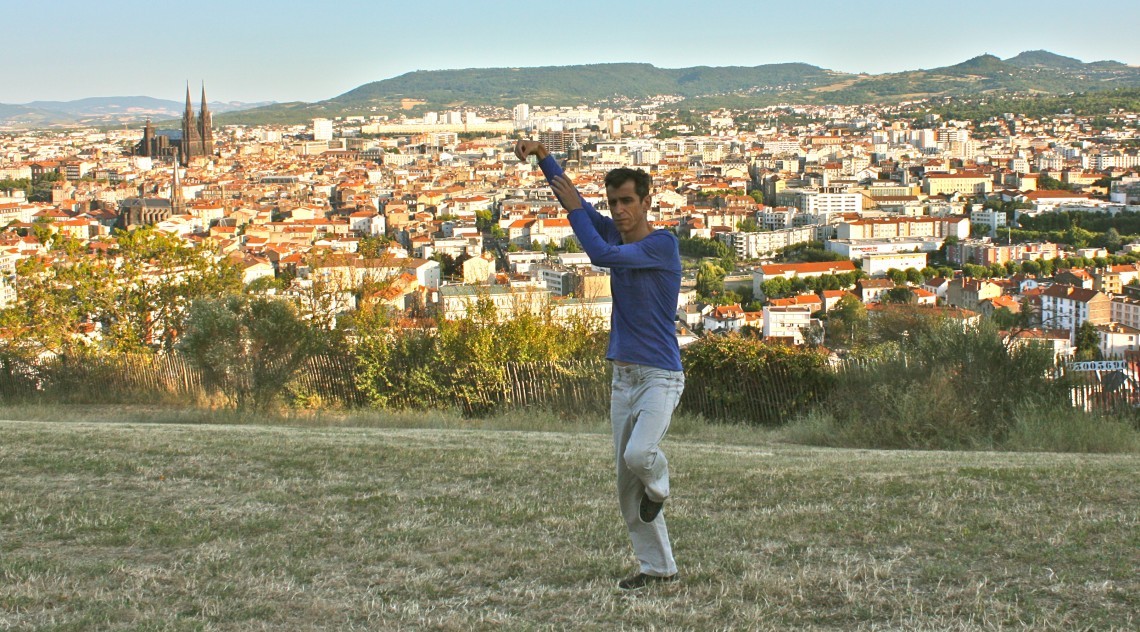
[288,353,368,407]
[1058,361,1140,413]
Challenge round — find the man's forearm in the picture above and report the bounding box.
[537,153,562,182]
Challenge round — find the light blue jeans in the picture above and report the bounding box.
[610,363,685,576]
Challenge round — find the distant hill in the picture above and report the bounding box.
[213,51,1140,125]
[0,96,275,129]
[810,52,1140,105]
[334,62,841,105]
[8,50,1140,129]
[1005,50,1087,70]
[214,62,847,125]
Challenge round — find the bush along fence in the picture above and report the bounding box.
[0,347,828,423]
[1,344,1137,423]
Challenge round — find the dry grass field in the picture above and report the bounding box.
[1,414,1137,631]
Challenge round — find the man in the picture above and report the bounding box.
[514,139,685,590]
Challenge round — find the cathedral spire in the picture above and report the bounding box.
[181,80,202,162]
[184,82,194,116]
[171,154,186,215]
[198,81,214,157]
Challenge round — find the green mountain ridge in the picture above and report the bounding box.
[8,50,1137,129]
[214,51,1140,125]
[1005,50,1087,69]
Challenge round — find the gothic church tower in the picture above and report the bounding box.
[179,82,214,162]
[198,84,214,156]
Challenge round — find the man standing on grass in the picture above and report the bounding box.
[514,139,685,590]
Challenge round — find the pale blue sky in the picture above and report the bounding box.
[4,0,1138,104]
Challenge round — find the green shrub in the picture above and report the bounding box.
[179,295,319,410]
[680,334,831,425]
[811,311,1072,449]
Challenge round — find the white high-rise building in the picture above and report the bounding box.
[312,118,333,141]
[513,103,530,129]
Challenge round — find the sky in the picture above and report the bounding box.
[4,0,1139,105]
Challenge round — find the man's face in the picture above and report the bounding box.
[606,180,651,233]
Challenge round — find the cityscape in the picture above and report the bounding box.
[3,71,1140,359]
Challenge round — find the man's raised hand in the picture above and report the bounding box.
[550,175,583,212]
[514,139,548,161]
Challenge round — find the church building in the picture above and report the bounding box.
[134,83,215,163]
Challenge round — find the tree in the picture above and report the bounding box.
[887,268,906,285]
[990,306,1024,330]
[679,236,731,259]
[31,219,53,245]
[800,321,826,347]
[695,260,726,301]
[963,263,988,279]
[882,287,915,304]
[818,274,841,291]
[1074,321,1101,362]
[353,324,446,411]
[28,171,63,202]
[1063,226,1094,249]
[905,268,925,285]
[114,227,243,351]
[737,218,760,233]
[474,209,494,231]
[760,277,791,300]
[246,274,285,294]
[0,254,112,377]
[1038,174,1074,191]
[1,226,240,355]
[179,295,320,410]
[1103,227,1123,253]
[431,252,459,277]
[825,295,868,347]
[358,235,391,259]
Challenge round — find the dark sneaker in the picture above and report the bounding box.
[617,572,677,590]
[639,492,664,523]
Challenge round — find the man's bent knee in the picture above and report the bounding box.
[623,444,659,476]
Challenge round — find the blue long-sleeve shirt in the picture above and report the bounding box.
[538,155,683,372]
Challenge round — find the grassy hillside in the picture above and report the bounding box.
[331,62,841,107]
[208,51,1140,125]
[2,417,1136,630]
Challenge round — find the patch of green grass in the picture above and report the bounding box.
[1,418,1137,630]
[1005,406,1140,453]
[781,406,1140,454]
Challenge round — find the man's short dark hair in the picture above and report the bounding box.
[605,168,652,200]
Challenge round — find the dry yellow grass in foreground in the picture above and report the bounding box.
[1,418,1137,630]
